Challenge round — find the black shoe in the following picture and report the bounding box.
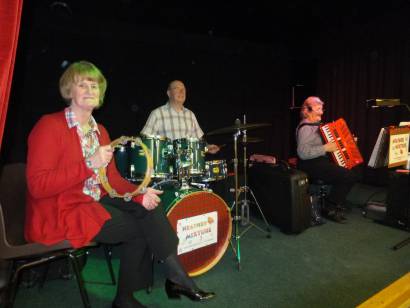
[311,216,326,226]
[335,206,348,219]
[337,210,347,221]
[165,279,215,301]
[324,210,346,224]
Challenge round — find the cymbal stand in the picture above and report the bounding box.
[236,127,271,236]
[230,127,242,270]
[229,120,272,271]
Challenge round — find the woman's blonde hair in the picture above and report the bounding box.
[59,61,107,107]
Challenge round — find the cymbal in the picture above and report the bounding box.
[207,122,271,136]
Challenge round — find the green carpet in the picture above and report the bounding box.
[10,206,410,308]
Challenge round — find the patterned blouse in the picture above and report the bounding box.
[65,107,101,201]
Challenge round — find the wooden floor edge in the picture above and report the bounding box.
[357,272,410,308]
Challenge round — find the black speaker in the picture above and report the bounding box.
[386,171,410,228]
[248,163,311,234]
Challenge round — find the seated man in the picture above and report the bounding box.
[141,80,219,153]
[296,96,358,223]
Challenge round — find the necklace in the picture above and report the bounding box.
[81,119,94,138]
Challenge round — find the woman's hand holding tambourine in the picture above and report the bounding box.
[141,188,163,210]
[98,136,153,201]
[88,145,113,168]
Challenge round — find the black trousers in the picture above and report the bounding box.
[298,156,359,206]
[92,195,178,292]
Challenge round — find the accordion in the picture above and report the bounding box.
[320,118,363,169]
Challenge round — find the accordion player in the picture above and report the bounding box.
[296,96,359,223]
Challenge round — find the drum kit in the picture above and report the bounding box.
[112,117,271,275]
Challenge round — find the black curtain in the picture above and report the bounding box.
[314,12,410,184]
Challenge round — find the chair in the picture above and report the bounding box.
[309,180,331,208]
[309,179,332,225]
[0,163,115,308]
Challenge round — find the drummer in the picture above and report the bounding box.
[140,80,219,154]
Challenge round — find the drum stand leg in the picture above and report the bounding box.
[235,186,272,238]
[230,188,271,271]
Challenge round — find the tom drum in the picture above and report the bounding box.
[114,136,173,182]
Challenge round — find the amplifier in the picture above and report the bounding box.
[248,163,311,234]
[385,171,410,229]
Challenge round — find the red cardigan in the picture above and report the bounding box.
[25,110,143,248]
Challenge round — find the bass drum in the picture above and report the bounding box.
[160,185,232,276]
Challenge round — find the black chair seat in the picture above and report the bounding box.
[0,163,115,308]
[309,180,332,196]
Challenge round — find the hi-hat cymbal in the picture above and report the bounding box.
[219,136,264,148]
[223,136,264,144]
[207,122,271,136]
[242,137,264,143]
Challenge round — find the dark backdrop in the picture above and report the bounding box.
[315,14,410,184]
[2,2,410,186]
[1,3,293,166]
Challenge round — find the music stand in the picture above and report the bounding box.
[392,237,410,250]
[365,99,410,250]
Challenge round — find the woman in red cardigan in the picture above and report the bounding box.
[25,61,214,308]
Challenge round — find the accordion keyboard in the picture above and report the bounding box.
[320,118,363,169]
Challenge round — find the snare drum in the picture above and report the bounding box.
[114,136,173,182]
[172,138,206,177]
[201,160,228,182]
[160,185,232,276]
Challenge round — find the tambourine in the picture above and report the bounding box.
[98,136,153,201]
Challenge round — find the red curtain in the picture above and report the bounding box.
[0,0,23,150]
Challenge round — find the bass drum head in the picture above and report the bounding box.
[162,187,232,276]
